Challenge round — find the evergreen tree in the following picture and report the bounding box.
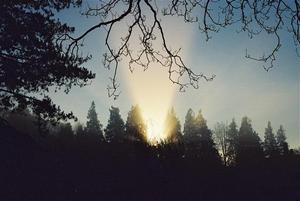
[163,108,182,143]
[264,121,278,158]
[276,125,289,156]
[184,109,220,163]
[194,111,219,159]
[85,101,104,141]
[237,117,263,166]
[183,108,196,142]
[105,106,125,142]
[183,108,198,158]
[125,105,147,142]
[227,119,239,165]
[0,1,94,122]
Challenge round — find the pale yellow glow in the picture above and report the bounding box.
[112,14,194,143]
[144,112,166,142]
[122,65,176,142]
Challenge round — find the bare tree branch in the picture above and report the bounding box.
[59,0,300,98]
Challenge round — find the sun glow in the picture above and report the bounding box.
[121,64,176,143]
[144,112,166,143]
[113,13,194,143]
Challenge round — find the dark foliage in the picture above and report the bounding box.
[1,121,300,201]
[105,106,125,142]
[85,101,104,141]
[236,117,264,167]
[0,0,95,122]
[1,106,300,201]
[183,109,220,165]
[125,105,147,142]
[163,107,183,143]
[264,121,278,158]
[276,125,289,156]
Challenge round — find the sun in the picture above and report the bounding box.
[144,116,166,143]
[121,63,177,143]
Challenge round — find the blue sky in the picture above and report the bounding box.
[53,2,300,148]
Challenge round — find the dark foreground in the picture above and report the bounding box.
[1,126,299,201]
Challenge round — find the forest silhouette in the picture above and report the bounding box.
[1,1,299,200]
[1,102,300,201]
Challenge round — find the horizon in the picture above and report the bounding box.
[63,101,297,148]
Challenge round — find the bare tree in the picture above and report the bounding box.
[59,0,300,98]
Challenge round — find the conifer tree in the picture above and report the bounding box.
[276,125,289,156]
[264,121,278,158]
[194,111,218,157]
[183,108,196,142]
[227,119,239,165]
[164,108,182,143]
[105,106,125,142]
[85,101,104,141]
[125,105,147,142]
[237,117,263,166]
[184,109,219,163]
[0,1,94,122]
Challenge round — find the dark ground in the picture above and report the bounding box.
[1,125,300,201]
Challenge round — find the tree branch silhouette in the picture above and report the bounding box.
[0,1,94,121]
[61,0,299,98]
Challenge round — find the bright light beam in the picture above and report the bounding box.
[112,13,194,143]
[123,64,175,142]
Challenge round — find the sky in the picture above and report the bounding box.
[52,1,300,148]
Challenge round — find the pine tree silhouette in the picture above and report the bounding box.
[105,106,125,142]
[85,101,104,141]
[276,125,289,156]
[264,121,278,158]
[164,107,183,143]
[125,105,147,142]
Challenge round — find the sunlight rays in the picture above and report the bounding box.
[111,13,194,142]
[122,64,175,142]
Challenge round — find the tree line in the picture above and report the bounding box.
[1,101,300,201]
[3,100,297,168]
